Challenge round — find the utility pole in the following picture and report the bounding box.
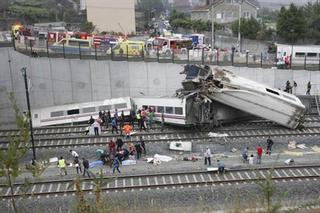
[238,0,243,52]
[21,67,36,163]
[211,3,214,49]
[290,29,294,69]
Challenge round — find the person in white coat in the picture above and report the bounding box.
[204,147,212,166]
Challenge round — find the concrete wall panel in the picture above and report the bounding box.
[90,60,112,101]
[310,71,320,95]
[146,63,168,97]
[69,60,92,103]
[255,68,275,88]
[293,70,310,95]
[274,69,293,90]
[165,63,185,96]
[29,58,54,108]
[49,58,72,105]
[128,62,148,97]
[109,61,130,98]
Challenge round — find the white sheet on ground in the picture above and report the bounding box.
[122,160,137,166]
[284,158,294,165]
[169,142,192,151]
[49,157,58,163]
[154,154,173,162]
[147,158,154,163]
[297,144,307,149]
[208,132,228,137]
[207,167,218,172]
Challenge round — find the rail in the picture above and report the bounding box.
[1,164,319,199]
[1,124,320,149]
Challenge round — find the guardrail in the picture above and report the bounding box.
[12,39,320,71]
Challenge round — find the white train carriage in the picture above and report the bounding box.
[207,68,306,129]
[32,97,133,127]
[133,96,251,127]
[276,43,320,64]
[133,97,187,125]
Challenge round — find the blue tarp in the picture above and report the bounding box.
[89,160,103,168]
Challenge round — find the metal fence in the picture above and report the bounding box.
[12,39,320,71]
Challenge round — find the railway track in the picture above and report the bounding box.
[1,125,320,149]
[0,116,319,139]
[1,164,319,199]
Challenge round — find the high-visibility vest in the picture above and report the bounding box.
[58,159,66,168]
[136,113,141,120]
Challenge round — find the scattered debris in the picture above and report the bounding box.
[122,160,137,166]
[231,148,237,153]
[288,140,297,149]
[311,145,320,152]
[153,159,161,165]
[159,135,169,139]
[169,142,192,151]
[154,154,173,162]
[49,157,58,163]
[146,154,173,165]
[296,144,308,149]
[208,132,228,137]
[207,167,218,172]
[183,155,200,162]
[147,158,154,163]
[284,158,295,165]
[212,153,228,159]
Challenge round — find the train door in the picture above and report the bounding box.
[32,110,41,127]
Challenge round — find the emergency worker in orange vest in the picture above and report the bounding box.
[123,122,132,139]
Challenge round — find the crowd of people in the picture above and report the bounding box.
[57,135,147,177]
[241,136,274,165]
[86,106,159,136]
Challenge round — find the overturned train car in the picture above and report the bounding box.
[178,65,306,129]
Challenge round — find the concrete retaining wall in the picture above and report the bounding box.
[0,47,319,124]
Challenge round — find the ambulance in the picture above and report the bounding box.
[108,40,145,57]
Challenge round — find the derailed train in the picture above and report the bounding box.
[32,65,305,129]
[32,96,248,128]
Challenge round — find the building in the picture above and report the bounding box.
[191,0,259,24]
[86,0,136,34]
[172,0,193,13]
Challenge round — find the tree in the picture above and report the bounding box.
[302,2,320,39]
[137,0,164,29]
[0,93,31,213]
[137,0,164,12]
[276,4,306,42]
[231,17,261,40]
[0,0,9,19]
[80,21,95,33]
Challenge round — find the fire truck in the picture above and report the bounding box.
[148,36,192,56]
